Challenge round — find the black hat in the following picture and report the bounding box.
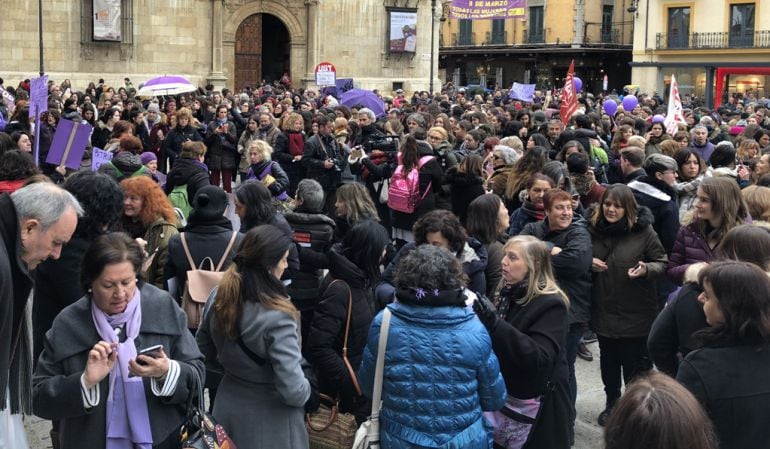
[188,186,228,222]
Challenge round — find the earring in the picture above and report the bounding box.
[87,288,92,293]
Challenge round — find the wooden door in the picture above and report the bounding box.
[235,14,262,92]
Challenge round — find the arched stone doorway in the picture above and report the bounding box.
[234,14,291,91]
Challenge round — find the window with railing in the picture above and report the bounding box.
[491,19,506,44]
[730,3,755,47]
[459,19,473,45]
[667,6,690,49]
[601,5,614,43]
[528,6,544,43]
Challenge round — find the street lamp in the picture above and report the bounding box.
[430,0,436,94]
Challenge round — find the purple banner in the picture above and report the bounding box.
[46,119,92,170]
[449,0,526,20]
[91,147,112,171]
[29,75,48,118]
[509,82,536,102]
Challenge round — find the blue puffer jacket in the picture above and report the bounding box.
[358,299,506,448]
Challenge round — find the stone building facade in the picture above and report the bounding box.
[1,0,441,94]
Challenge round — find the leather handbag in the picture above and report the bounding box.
[306,280,363,449]
[180,372,237,449]
[180,231,238,329]
[352,307,392,449]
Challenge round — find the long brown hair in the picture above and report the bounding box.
[697,177,748,243]
[214,225,296,339]
[590,184,639,228]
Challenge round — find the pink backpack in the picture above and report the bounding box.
[387,155,435,214]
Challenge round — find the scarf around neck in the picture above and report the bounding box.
[90,287,153,449]
[288,132,305,156]
[521,198,545,221]
[495,279,529,321]
[594,215,631,236]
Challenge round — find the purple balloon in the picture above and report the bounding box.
[604,100,618,116]
[573,77,583,93]
[622,95,639,111]
[652,114,666,124]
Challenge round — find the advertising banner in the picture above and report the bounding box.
[449,0,526,20]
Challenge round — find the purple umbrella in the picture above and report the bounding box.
[137,75,196,96]
[339,89,386,118]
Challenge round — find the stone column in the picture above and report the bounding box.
[207,0,228,89]
[304,0,320,84]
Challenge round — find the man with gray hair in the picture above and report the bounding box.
[1,182,81,416]
[284,179,336,342]
[353,107,385,149]
[689,124,715,163]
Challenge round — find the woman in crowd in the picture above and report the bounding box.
[205,104,238,193]
[236,114,260,184]
[92,107,121,149]
[10,131,32,153]
[736,139,760,164]
[33,232,204,449]
[741,185,770,223]
[503,146,548,212]
[196,225,311,448]
[667,177,749,284]
[162,107,202,172]
[333,181,381,242]
[466,194,510,297]
[390,136,444,244]
[358,245,506,448]
[472,235,572,448]
[0,150,40,194]
[673,148,706,222]
[120,176,179,288]
[507,173,555,235]
[274,112,306,197]
[446,154,486,225]
[603,372,718,449]
[649,224,770,377]
[245,140,290,205]
[587,184,668,425]
[677,261,770,449]
[308,220,391,423]
[378,210,488,303]
[103,120,136,153]
[644,121,667,156]
[486,145,518,200]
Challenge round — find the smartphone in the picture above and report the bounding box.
[352,147,363,159]
[137,344,163,365]
[633,262,643,271]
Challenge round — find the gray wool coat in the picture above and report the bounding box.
[196,294,311,449]
[32,283,205,449]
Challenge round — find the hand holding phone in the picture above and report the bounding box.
[136,344,163,366]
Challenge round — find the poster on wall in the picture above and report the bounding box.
[93,0,122,41]
[449,0,526,20]
[388,9,418,53]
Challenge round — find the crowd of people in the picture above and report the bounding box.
[1,75,770,449]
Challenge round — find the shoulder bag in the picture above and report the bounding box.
[352,307,392,449]
[180,371,238,449]
[180,231,238,329]
[307,279,362,449]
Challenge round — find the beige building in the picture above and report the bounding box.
[0,0,442,94]
[631,0,769,106]
[439,0,634,92]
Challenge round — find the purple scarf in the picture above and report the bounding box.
[91,288,153,449]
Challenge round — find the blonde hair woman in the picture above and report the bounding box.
[333,182,380,242]
[472,235,572,448]
[245,140,290,202]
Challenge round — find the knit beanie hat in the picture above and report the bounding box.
[188,186,228,222]
[140,152,157,165]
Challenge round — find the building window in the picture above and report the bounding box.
[730,3,755,47]
[528,6,544,43]
[491,19,505,44]
[81,0,134,45]
[601,5,614,43]
[667,6,690,49]
[458,19,473,45]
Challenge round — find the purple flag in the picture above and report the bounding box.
[509,82,536,102]
[449,0,526,20]
[29,75,48,118]
[91,147,113,171]
[46,119,92,169]
[0,87,14,115]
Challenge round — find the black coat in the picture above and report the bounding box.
[446,169,486,225]
[678,343,770,449]
[205,120,238,171]
[647,283,708,377]
[284,207,336,311]
[163,124,202,162]
[489,292,572,449]
[308,246,374,422]
[164,218,241,302]
[163,157,211,201]
[628,178,680,255]
[520,217,593,324]
[303,133,345,191]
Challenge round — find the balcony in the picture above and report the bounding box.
[455,31,475,46]
[490,30,506,45]
[599,29,621,44]
[527,31,545,44]
[655,30,770,50]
